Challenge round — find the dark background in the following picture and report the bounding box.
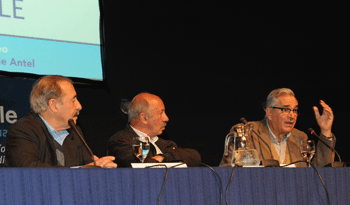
[75,2,349,166]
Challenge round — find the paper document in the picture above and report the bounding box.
[131,162,187,168]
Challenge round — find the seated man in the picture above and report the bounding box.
[108,93,201,167]
[5,75,117,168]
[220,88,335,167]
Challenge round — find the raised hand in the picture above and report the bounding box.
[313,100,334,138]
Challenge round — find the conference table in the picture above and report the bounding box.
[0,166,349,205]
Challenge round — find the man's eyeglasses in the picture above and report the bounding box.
[271,107,300,116]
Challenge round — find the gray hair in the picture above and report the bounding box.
[128,93,150,123]
[264,88,295,110]
[30,75,73,113]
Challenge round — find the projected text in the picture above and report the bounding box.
[0,0,25,20]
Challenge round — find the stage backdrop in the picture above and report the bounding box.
[0,77,34,166]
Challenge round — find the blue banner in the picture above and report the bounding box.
[0,77,34,166]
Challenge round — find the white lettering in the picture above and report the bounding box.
[0,47,8,53]
[0,106,17,124]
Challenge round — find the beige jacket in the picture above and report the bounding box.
[220,119,336,167]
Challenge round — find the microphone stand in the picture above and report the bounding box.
[68,119,99,168]
[309,128,345,167]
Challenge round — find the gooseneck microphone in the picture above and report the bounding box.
[240,117,248,124]
[240,117,279,167]
[68,119,97,167]
[308,128,342,163]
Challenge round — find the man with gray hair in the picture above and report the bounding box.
[5,75,117,168]
[220,88,336,167]
[108,93,201,167]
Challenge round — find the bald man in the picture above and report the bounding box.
[108,93,201,167]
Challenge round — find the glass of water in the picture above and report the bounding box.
[132,136,150,163]
[300,140,315,167]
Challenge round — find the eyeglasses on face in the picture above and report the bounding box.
[271,106,299,116]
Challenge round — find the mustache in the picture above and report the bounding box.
[74,110,80,117]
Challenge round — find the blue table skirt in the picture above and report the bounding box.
[0,167,349,205]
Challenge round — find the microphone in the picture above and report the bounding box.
[308,128,344,167]
[308,128,317,136]
[229,117,248,132]
[68,119,97,167]
[240,117,248,124]
[240,117,279,167]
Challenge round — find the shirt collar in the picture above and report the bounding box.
[39,115,69,145]
[130,126,159,143]
[266,119,291,144]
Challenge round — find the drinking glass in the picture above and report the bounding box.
[300,140,315,167]
[132,136,150,163]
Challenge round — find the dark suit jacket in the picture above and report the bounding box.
[5,113,92,167]
[108,125,201,167]
[220,119,336,167]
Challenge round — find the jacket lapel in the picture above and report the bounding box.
[287,129,302,164]
[256,120,279,162]
[34,114,58,165]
